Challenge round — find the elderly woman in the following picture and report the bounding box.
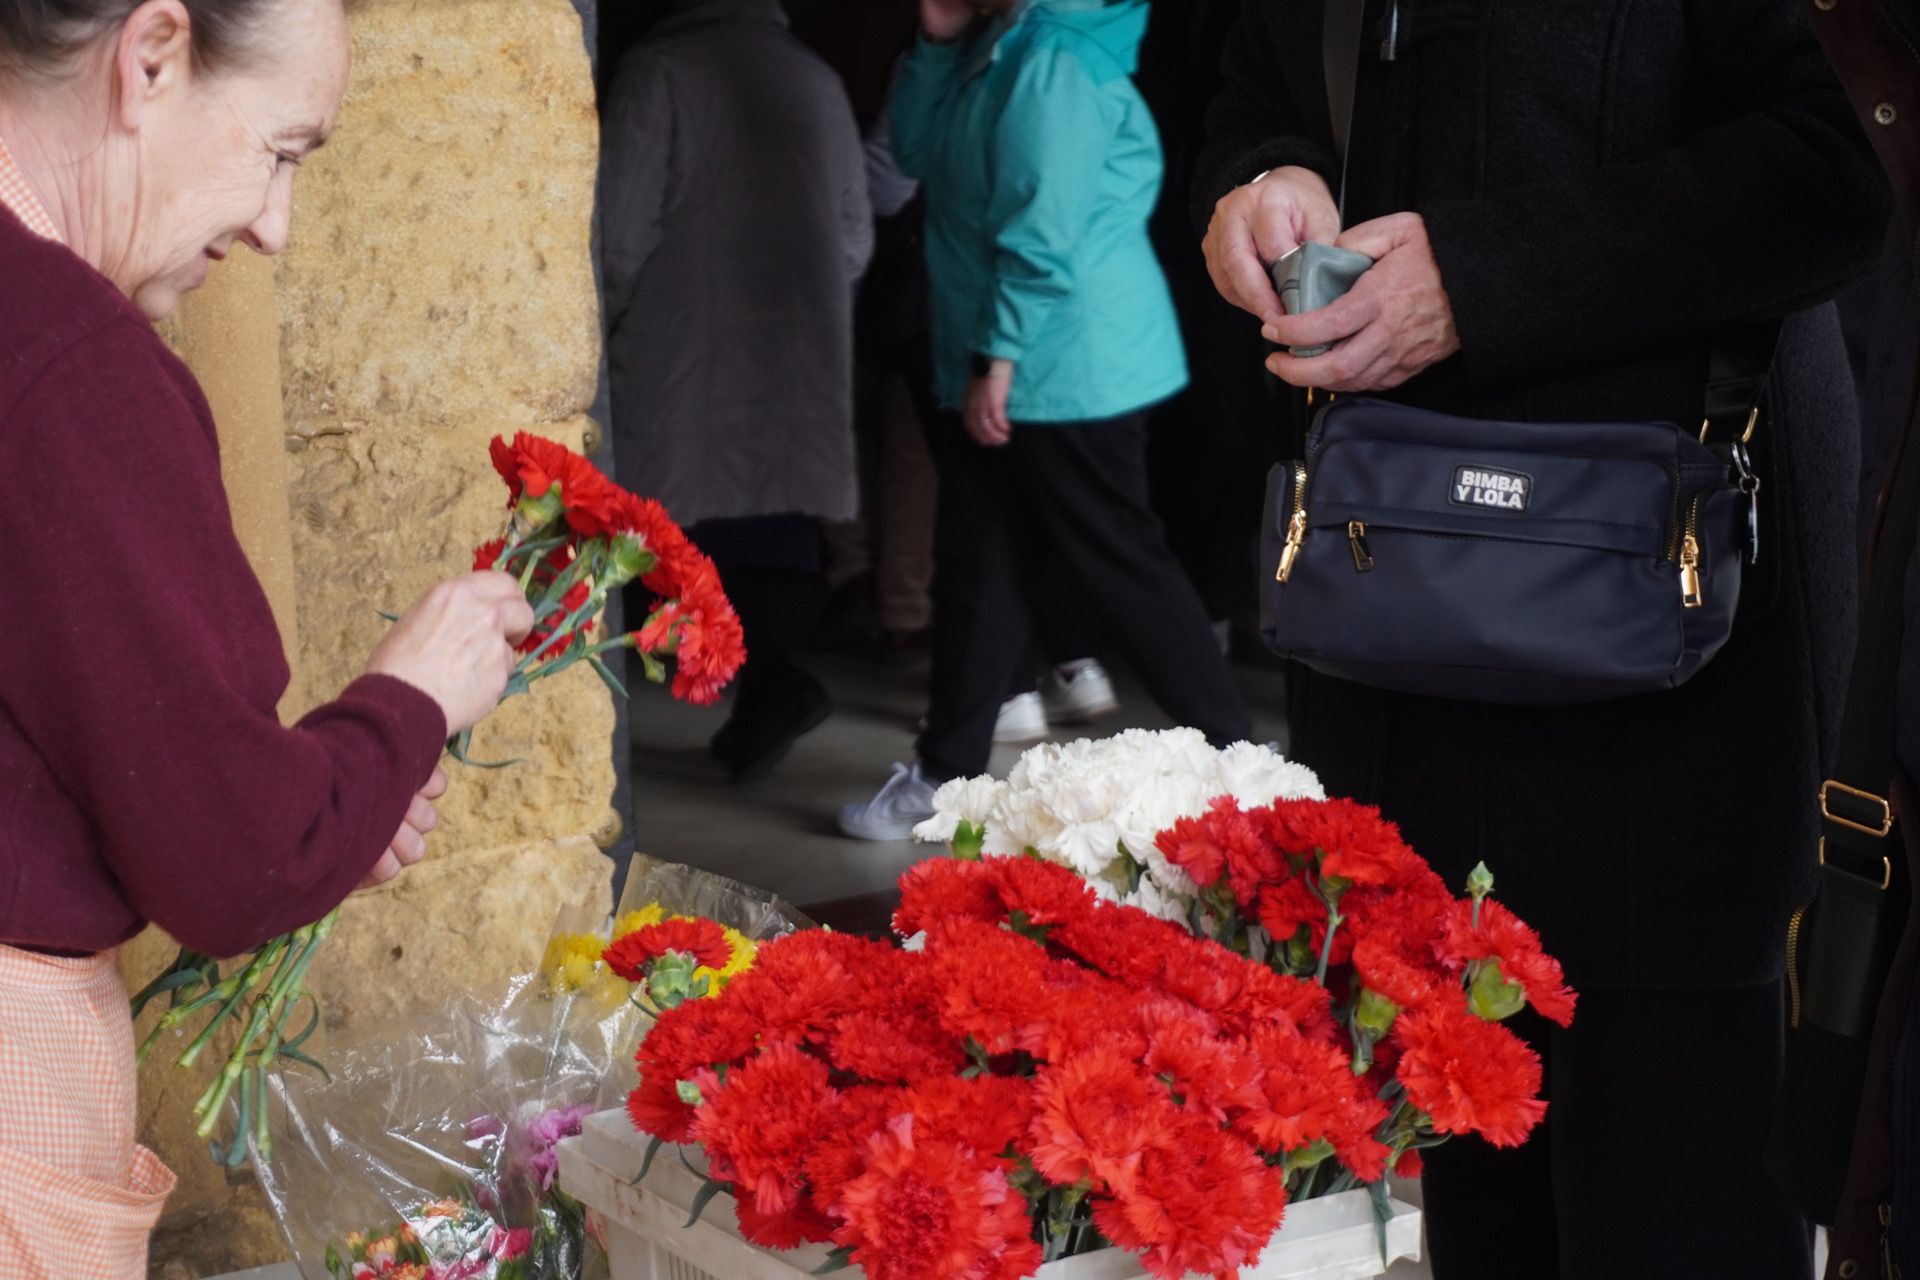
[0,0,531,1271]
[838,0,1252,840]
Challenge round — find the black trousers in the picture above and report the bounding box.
[1423,981,1813,1280]
[917,411,1251,780]
[674,515,825,716]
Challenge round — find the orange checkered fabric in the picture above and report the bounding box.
[0,133,61,245]
[0,945,175,1278]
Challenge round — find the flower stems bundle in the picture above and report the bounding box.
[133,433,745,1167]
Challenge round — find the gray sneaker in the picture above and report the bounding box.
[838,761,939,842]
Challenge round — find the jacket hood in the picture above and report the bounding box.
[1023,0,1149,72]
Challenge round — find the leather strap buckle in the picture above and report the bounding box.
[1819,838,1894,892]
[1820,779,1896,838]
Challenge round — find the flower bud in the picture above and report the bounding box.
[675,1079,705,1106]
[1467,958,1527,1022]
[513,486,567,535]
[1356,987,1400,1038]
[601,534,658,591]
[1466,861,1495,902]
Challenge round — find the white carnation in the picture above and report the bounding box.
[913,775,1005,844]
[1216,742,1326,808]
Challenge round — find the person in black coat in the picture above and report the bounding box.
[1193,2,1890,1276]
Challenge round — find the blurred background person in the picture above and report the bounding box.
[838,0,1252,841]
[601,0,872,783]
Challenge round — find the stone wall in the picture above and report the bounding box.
[138,0,613,1273]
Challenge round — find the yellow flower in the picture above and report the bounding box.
[543,932,615,995]
[612,904,666,939]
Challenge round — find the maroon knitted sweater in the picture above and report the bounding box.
[0,209,447,958]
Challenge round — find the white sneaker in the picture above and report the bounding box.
[838,761,939,842]
[994,691,1051,744]
[1040,659,1119,725]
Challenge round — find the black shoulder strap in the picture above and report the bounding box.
[1822,377,1920,905]
[1322,0,1367,221]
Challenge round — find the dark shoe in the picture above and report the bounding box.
[710,677,833,783]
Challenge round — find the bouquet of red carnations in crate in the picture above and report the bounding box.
[624,833,1571,1280]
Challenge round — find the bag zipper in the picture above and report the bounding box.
[1276,463,1309,583]
[1882,1202,1898,1279]
[1679,496,1704,609]
[1786,904,1808,1030]
[1348,520,1375,573]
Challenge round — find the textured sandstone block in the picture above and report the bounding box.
[277,0,601,432]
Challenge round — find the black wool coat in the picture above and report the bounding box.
[1192,0,1892,990]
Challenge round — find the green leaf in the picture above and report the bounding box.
[445,731,523,770]
[640,651,668,685]
[630,1134,666,1187]
[129,963,212,1019]
[375,610,400,623]
[589,655,630,700]
[1369,1177,1395,1266]
[281,997,322,1054]
[684,1177,729,1229]
[811,1246,857,1275]
[278,1046,333,1083]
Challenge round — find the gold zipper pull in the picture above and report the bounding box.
[1679,534,1703,609]
[1348,520,1374,573]
[1277,510,1308,583]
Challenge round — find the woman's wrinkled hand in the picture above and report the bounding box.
[964,360,1015,447]
[1203,166,1342,322]
[361,767,448,889]
[921,0,976,43]
[366,572,535,735]
[1261,212,1461,393]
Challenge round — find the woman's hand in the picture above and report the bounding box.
[964,360,1015,446]
[1261,212,1461,392]
[366,572,535,735]
[361,767,448,889]
[1203,166,1342,322]
[922,0,976,43]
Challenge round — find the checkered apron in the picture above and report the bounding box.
[0,945,176,1279]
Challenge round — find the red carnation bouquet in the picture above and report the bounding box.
[459,432,746,759]
[134,434,744,1169]
[626,850,1566,1280]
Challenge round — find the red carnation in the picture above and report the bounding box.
[894,858,1010,938]
[604,917,733,982]
[1440,898,1578,1028]
[1394,1003,1548,1148]
[1266,798,1421,888]
[925,920,1054,1057]
[489,431,625,536]
[1029,1045,1179,1194]
[694,1042,839,1217]
[1091,1114,1286,1280]
[831,1116,1043,1280]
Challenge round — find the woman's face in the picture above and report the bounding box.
[104,0,350,318]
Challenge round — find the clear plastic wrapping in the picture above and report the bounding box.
[256,858,807,1279]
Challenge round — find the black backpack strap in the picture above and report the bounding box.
[1704,321,1785,444]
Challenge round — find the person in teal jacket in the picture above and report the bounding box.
[839,0,1252,841]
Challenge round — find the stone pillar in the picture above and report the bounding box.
[141,0,614,1272]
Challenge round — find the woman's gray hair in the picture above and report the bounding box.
[0,0,278,76]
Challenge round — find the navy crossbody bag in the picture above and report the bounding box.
[1259,0,1776,705]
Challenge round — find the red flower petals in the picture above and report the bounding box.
[1394,1003,1548,1148]
[604,917,733,981]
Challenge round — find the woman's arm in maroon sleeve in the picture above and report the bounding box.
[0,321,447,957]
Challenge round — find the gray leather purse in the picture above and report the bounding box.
[1270,243,1374,356]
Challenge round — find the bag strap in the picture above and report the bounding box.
[1322,0,1368,222]
[1822,382,1920,900]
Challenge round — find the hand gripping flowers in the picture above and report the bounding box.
[133,436,745,1167]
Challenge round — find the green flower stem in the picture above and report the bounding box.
[515,591,606,671]
[1314,900,1346,989]
[174,935,293,1069]
[194,999,272,1135]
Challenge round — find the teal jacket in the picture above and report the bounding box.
[890,0,1188,423]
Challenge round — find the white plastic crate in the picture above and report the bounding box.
[559,1110,1421,1280]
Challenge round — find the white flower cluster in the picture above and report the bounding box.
[912,729,1325,922]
